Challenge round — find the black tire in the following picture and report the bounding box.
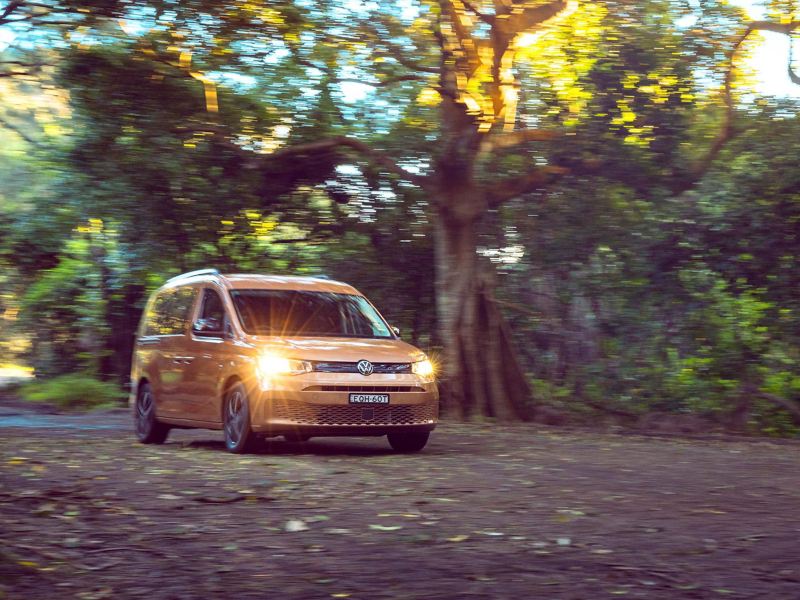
[223,381,258,454]
[134,382,170,444]
[387,431,430,453]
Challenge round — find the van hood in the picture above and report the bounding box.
[248,336,426,363]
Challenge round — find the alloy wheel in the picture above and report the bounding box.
[136,389,154,437]
[225,390,246,446]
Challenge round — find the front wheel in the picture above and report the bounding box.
[387,431,430,453]
[134,382,170,444]
[223,382,258,454]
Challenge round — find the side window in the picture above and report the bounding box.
[200,288,225,323]
[168,287,197,334]
[198,288,226,329]
[144,291,172,336]
[143,287,196,336]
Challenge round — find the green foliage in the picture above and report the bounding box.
[498,100,800,432]
[14,219,149,381]
[19,224,110,377]
[1,0,799,431]
[19,374,126,410]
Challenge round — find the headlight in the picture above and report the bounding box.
[257,352,311,379]
[412,358,435,378]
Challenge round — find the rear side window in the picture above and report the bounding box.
[143,286,197,336]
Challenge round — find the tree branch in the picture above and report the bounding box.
[492,297,540,318]
[179,124,432,191]
[0,60,46,68]
[746,20,800,85]
[790,40,800,85]
[0,115,44,148]
[684,19,799,188]
[0,3,77,26]
[262,136,431,190]
[494,0,569,36]
[461,0,493,25]
[479,128,560,153]
[387,49,440,74]
[345,25,439,75]
[0,59,49,80]
[441,0,482,75]
[747,20,799,36]
[485,1,571,131]
[681,27,748,188]
[292,54,429,89]
[0,1,24,25]
[335,74,426,88]
[486,165,569,207]
[758,392,800,426]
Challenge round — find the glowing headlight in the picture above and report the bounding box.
[412,358,435,378]
[257,352,312,379]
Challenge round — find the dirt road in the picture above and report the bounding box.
[2,399,799,599]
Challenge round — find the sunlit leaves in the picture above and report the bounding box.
[415,87,441,106]
[516,1,605,128]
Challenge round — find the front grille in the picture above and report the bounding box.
[303,385,424,393]
[313,362,412,374]
[271,401,438,426]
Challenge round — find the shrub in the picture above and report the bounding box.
[20,374,126,410]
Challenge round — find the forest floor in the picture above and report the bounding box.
[1,395,799,600]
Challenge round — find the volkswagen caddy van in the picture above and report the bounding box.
[130,270,438,453]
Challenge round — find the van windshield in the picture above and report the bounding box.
[229,290,393,338]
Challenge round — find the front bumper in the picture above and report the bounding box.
[249,373,438,435]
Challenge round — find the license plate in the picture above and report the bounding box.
[349,393,390,404]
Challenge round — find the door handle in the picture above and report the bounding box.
[173,356,196,364]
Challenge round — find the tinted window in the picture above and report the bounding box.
[196,288,228,333]
[230,290,392,338]
[143,286,196,336]
[200,288,225,322]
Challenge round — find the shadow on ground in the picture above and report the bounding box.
[180,437,398,457]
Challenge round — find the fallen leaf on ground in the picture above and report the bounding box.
[285,519,309,532]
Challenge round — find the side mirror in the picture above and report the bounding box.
[391,326,401,337]
[192,317,223,336]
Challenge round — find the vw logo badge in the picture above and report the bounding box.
[357,360,374,376]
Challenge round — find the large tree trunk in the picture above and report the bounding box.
[428,16,544,421]
[433,194,535,421]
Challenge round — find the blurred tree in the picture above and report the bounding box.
[1,0,798,425]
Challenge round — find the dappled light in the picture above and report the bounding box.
[2,0,800,598]
[1,0,798,452]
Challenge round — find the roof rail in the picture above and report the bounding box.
[166,268,220,283]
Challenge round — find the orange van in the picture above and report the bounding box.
[129,270,438,453]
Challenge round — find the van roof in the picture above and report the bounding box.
[164,271,360,295]
[223,274,359,294]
